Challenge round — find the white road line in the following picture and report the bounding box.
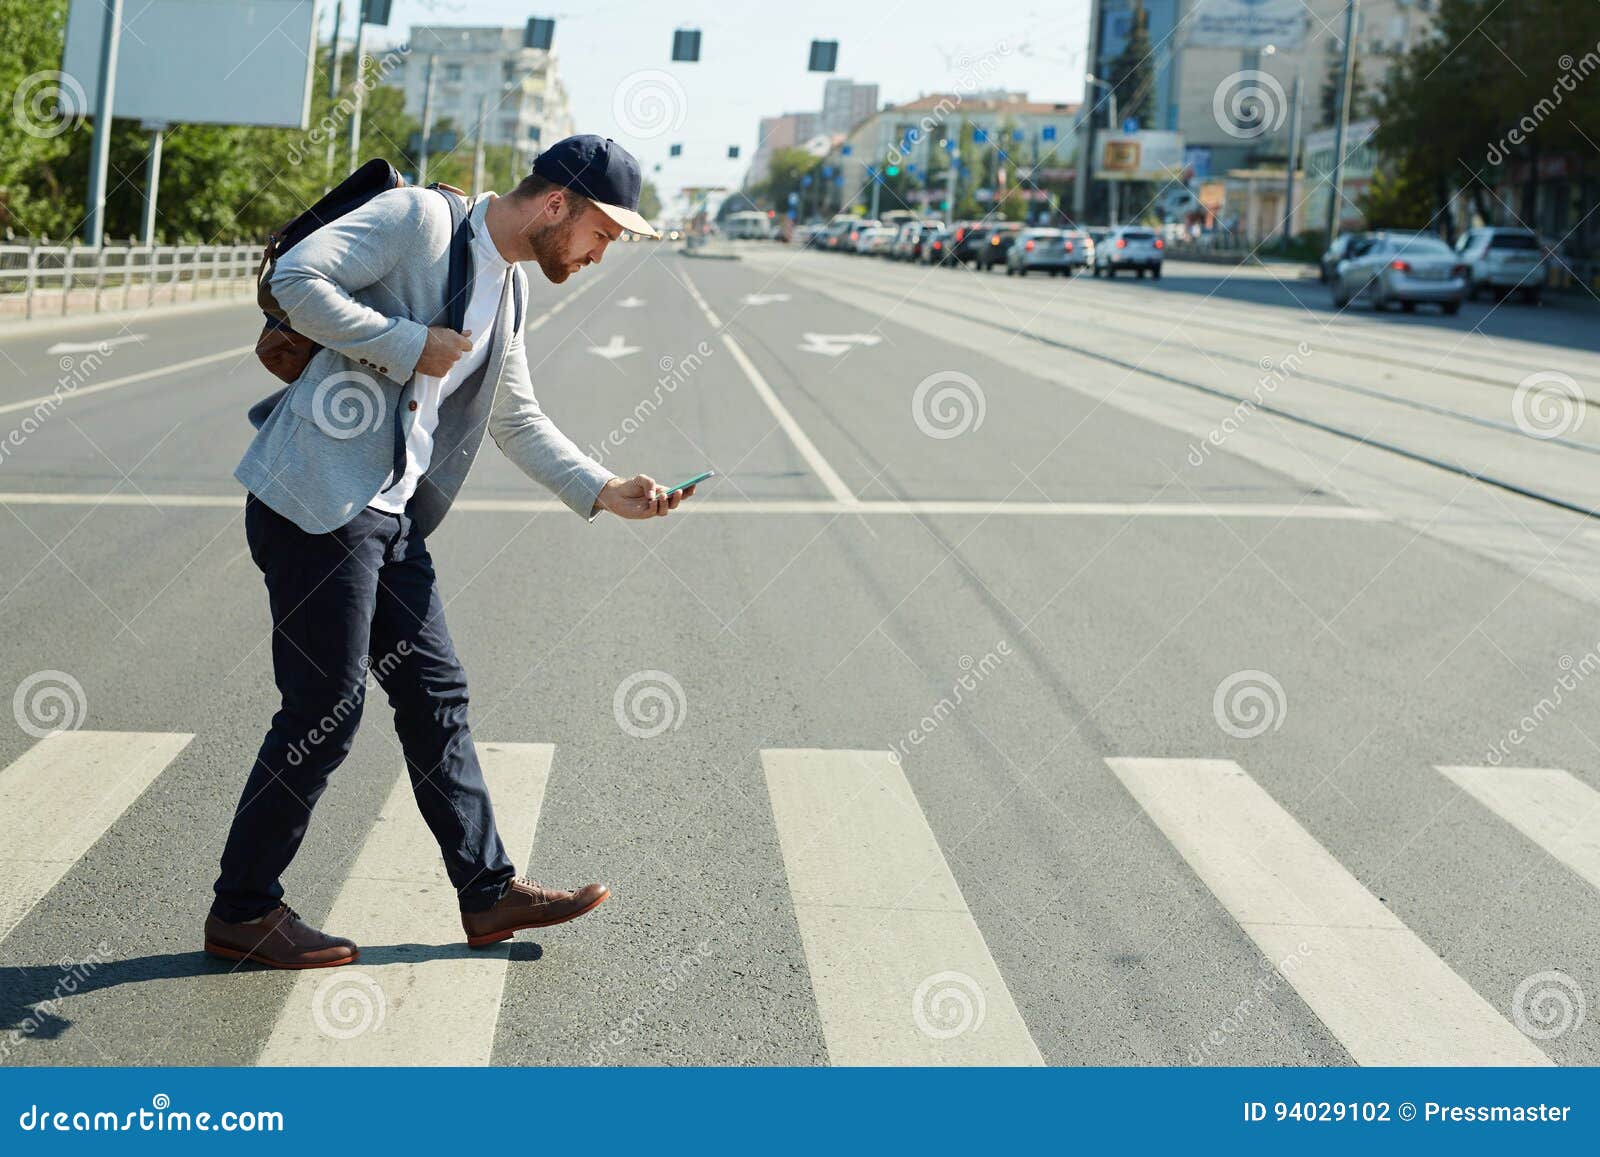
[761,748,1044,1065]
[1106,758,1550,1066]
[0,730,193,944]
[1437,765,1600,892]
[677,268,857,505]
[0,346,256,417]
[257,742,552,1066]
[0,491,1387,520]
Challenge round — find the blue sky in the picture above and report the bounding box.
[356,0,1092,193]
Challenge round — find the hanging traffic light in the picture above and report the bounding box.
[362,0,392,24]
[808,41,838,72]
[670,143,683,157]
[728,145,740,159]
[672,29,701,62]
[524,18,554,50]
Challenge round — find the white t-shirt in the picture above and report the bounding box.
[369,195,511,514]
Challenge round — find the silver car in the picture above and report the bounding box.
[1330,232,1467,314]
[1091,226,1163,278]
[1454,227,1547,304]
[1005,228,1093,276]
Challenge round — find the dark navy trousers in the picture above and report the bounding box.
[211,494,514,922]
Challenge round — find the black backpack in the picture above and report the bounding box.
[254,160,521,383]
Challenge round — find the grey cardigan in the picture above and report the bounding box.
[235,187,613,536]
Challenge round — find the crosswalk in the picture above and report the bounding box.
[0,732,1594,1066]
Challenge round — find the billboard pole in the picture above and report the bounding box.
[140,124,164,246]
[84,0,124,247]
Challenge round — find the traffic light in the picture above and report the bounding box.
[670,143,683,157]
[672,29,701,62]
[885,165,899,177]
[524,18,554,50]
[728,145,740,159]
[808,40,838,72]
[361,0,392,24]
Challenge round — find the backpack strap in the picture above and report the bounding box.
[432,185,473,332]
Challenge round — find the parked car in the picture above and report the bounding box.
[949,221,990,265]
[821,217,879,251]
[1319,232,1370,282]
[795,222,826,248]
[889,220,943,262]
[975,222,1024,270]
[1329,231,1468,313]
[1454,226,1547,303]
[1005,228,1093,276]
[1091,226,1164,278]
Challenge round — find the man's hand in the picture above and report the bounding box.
[594,474,696,519]
[415,326,473,377]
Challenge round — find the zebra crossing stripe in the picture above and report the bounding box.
[1106,758,1551,1066]
[256,743,553,1066]
[1437,765,1600,893]
[0,730,193,945]
[761,748,1044,1065]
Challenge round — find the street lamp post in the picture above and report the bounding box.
[1326,0,1361,242]
[1085,75,1119,227]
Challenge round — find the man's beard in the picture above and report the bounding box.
[528,213,578,283]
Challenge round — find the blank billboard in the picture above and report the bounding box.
[61,0,317,129]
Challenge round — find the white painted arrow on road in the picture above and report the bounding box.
[588,334,640,360]
[741,293,791,306]
[47,334,146,354]
[615,296,647,308]
[798,332,882,356]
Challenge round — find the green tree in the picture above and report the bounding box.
[753,146,821,211]
[1357,154,1434,230]
[637,180,661,221]
[1318,42,1367,129]
[1106,1,1155,130]
[0,0,74,239]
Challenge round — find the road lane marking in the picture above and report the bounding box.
[0,346,256,417]
[257,742,552,1066]
[1437,765,1600,892]
[1106,757,1550,1065]
[677,268,857,505]
[46,335,146,354]
[0,491,1389,520]
[588,334,640,359]
[0,730,193,944]
[761,748,1044,1065]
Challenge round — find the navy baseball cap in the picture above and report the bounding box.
[532,134,660,238]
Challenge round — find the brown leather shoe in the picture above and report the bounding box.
[204,903,359,969]
[463,877,610,948]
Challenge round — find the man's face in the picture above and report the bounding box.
[528,194,622,284]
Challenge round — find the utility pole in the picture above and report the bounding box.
[1280,72,1303,244]
[472,93,488,194]
[417,54,436,185]
[945,119,961,217]
[324,0,344,185]
[1326,0,1360,242]
[1105,89,1120,227]
[84,0,124,247]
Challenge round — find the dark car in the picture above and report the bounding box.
[920,228,957,266]
[949,221,990,265]
[974,222,1024,270]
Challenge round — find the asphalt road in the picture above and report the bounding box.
[1,243,1598,1067]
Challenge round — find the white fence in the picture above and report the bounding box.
[0,243,260,321]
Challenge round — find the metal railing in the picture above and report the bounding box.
[0,243,260,322]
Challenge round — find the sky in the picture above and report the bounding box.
[353,0,1093,195]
